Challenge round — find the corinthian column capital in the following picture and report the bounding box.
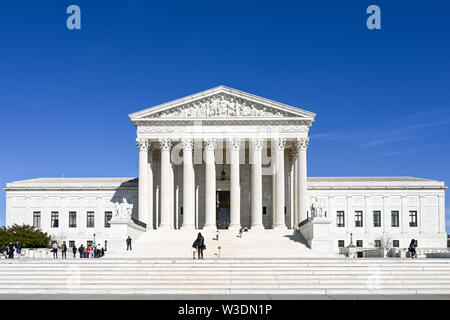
[158,138,172,151]
[296,137,310,151]
[136,138,149,152]
[250,138,264,152]
[181,138,194,152]
[203,138,216,151]
[227,137,242,151]
[273,137,287,151]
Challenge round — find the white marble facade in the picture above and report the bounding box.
[4,86,448,253]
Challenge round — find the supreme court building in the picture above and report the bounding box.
[4,86,447,254]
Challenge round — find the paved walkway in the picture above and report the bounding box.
[1,294,449,300]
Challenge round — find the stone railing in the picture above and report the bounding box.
[339,247,449,258]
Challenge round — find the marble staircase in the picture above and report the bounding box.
[109,229,335,258]
[2,259,450,294]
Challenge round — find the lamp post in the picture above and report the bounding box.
[93,233,96,248]
[349,233,354,247]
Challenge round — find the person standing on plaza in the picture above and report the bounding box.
[239,228,243,238]
[8,242,15,259]
[61,241,67,259]
[126,236,132,251]
[52,242,58,259]
[86,246,91,258]
[78,244,84,258]
[408,239,417,258]
[72,245,77,258]
[15,242,22,259]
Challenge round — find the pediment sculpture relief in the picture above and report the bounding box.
[151,94,288,118]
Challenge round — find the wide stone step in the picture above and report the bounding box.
[2,278,450,285]
[1,283,450,290]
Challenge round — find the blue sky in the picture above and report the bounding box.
[0,1,449,230]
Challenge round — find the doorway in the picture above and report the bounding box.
[216,191,230,229]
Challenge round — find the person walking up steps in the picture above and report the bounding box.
[126,236,132,251]
[194,233,206,260]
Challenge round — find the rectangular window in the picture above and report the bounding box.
[356,240,363,247]
[87,240,93,247]
[87,212,95,228]
[180,207,183,216]
[336,211,345,227]
[338,240,345,248]
[69,211,77,228]
[69,241,75,248]
[33,212,41,228]
[263,207,267,215]
[374,240,381,248]
[51,212,59,228]
[373,211,381,227]
[355,211,363,227]
[391,211,399,227]
[104,211,112,228]
[393,240,400,248]
[284,207,287,215]
[409,211,418,227]
[104,241,108,251]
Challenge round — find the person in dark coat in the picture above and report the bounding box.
[72,245,77,258]
[8,242,15,259]
[408,239,417,258]
[61,241,67,259]
[126,236,132,251]
[78,244,84,258]
[194,233,205,260]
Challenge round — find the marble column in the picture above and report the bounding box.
[293,157,299,227]
[228,138,241,230]
[296,137,309,223]
[137,138,149,226]
[273,137,287,230]
[250,138,264,230]
[289,150,297,229]
[159,138,173,229]
[181,138,195,229]
[204,138,217,230]
[147,147,154,229]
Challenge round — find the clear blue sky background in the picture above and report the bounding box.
[0,1,449,230]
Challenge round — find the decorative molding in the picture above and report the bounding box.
[136,122,311,134]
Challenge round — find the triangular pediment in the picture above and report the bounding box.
[129,86,316,122]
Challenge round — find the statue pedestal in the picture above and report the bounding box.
[298,217,333,254]
[348,246,358,259]
[108,218,146,253]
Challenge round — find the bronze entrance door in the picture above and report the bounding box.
[216,191,230,229]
